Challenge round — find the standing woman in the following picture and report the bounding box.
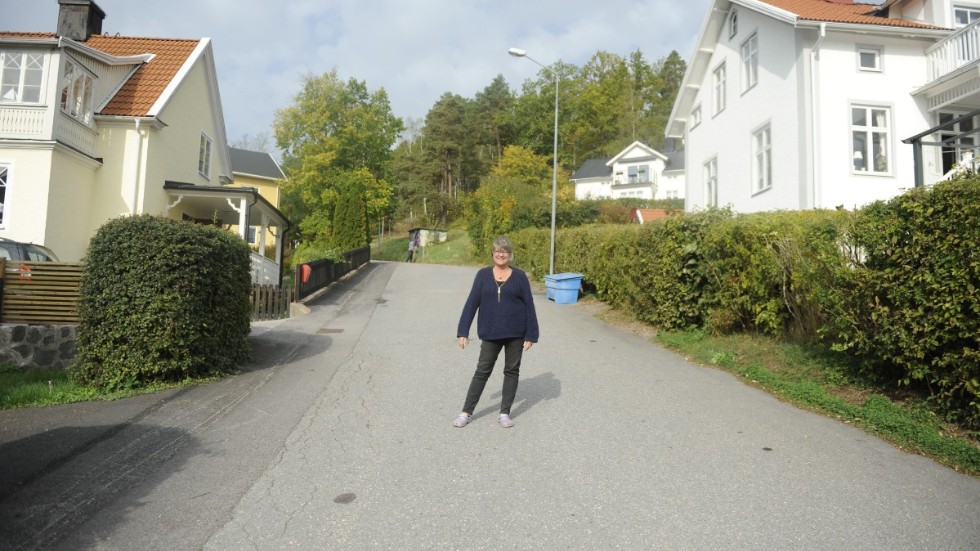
[454,236,539,428]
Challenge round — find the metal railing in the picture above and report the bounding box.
[294,246,370,301]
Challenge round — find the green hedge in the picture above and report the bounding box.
[72,215,253,390]
[510,176,980,427]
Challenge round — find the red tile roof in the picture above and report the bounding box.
[759,0,947,29]
[84,36,200,116]
[0,31,200,117]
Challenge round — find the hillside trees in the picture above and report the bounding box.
[274,70,403,253]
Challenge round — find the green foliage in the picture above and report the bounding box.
[332,172,369,251]
[509,181,980,428]
[72,215,252,390]
[275,71,402,245]
[819,176,980,426]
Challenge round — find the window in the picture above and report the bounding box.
[752,125,772,193]
[691,104,702,129]
[938,111,977,174]
[729,9,738,38]
[0,163,7,226]
[742,34,759,91]
[627,165,638,183]
[954,6,980,27]
[666,190,679,199]
[198,133,212,178]
[858,47,882,72]
[713,63,727,115]
[704,157,718,207]
[247,226,259,244]
[851,105,890,174]
[60,60,95,124]
[0,51,44,103]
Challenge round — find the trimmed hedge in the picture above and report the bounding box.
[510,176,980,428]
[73,215,252,390]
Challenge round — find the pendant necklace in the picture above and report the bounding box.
[496,279,505,302]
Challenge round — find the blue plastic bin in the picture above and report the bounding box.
[544,272,584,304]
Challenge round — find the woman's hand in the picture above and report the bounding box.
[458,337,468,349]
[523,341,533,351]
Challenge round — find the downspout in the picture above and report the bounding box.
[809,22,826,210]
[131,118,144,215]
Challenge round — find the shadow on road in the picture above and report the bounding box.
[472,371,562,421]
[0,423,196,550]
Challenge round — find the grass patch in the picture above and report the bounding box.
[657,330,980,476]
[371,230,477,265]
[0,363,202,410]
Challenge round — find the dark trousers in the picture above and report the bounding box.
[462,337,524,415]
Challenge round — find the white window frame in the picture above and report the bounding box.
[953,5,980,27]
[60,58,96,125]
[752,124,772,194]
[857,46,882,72]
[850,103,892,176]
[937,111,978,174]
[704,157,718,208]
[691,104,702,129]
[729,9,738,39]
[0,161,11,228]
[0,50,45,104]
[198,132,213,179]
[713,62,727,116]
[742,33,759,92]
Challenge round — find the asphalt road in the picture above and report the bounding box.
[0,261,978,550]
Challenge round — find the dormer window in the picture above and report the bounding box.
[1,51,44,104]
[729,9,738,38]
[60,59,95,124]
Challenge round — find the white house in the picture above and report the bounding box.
[0,0,289,282]
[667,0,980,213]
[570,140,685,200]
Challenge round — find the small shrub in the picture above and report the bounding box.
[73,215,252,390]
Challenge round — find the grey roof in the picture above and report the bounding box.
[229,147,285,180]
[571,157,612,180]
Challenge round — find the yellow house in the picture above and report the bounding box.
[227,147,285,259]
[0,0,289,283]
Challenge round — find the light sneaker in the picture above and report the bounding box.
[452,414,471,428]
[498,413,514,428]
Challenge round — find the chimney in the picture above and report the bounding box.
[57,0,106,41]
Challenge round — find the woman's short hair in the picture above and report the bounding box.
[492,236,512,255]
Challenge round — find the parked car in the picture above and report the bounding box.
[0,238,59,261]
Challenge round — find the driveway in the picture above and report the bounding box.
[1,261,977,550]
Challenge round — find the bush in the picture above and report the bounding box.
[73,215,252,390]
[820,176,980,426]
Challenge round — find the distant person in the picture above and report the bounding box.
[453,236,539,428]
[406,231,419,262]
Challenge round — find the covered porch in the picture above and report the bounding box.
[163,181,290,285]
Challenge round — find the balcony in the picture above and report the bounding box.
[921,20,980,111]
[0,104,98,158]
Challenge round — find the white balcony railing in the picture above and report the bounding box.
[53,111,98,158]
[927,20,980,81]
[0,105,48,139]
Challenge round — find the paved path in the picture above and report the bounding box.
[0,261,978,550]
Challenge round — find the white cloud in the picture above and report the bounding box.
[1,0,713,145]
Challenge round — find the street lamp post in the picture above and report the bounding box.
[509,47,558,275]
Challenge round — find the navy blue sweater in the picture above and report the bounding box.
[457,266,539,342]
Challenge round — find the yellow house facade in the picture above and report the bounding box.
[0,0,289,283]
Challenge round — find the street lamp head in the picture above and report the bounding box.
[508,47,527,58]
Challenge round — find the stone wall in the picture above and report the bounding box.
[0,324,78,371]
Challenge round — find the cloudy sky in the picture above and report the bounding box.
[4,0,715,146]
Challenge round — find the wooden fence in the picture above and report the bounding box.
[0,260,83,324]
[0,260,293,324]
[251,284,294,321]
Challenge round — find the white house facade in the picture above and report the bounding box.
[570,140,686,200]
[667,0,979,213]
